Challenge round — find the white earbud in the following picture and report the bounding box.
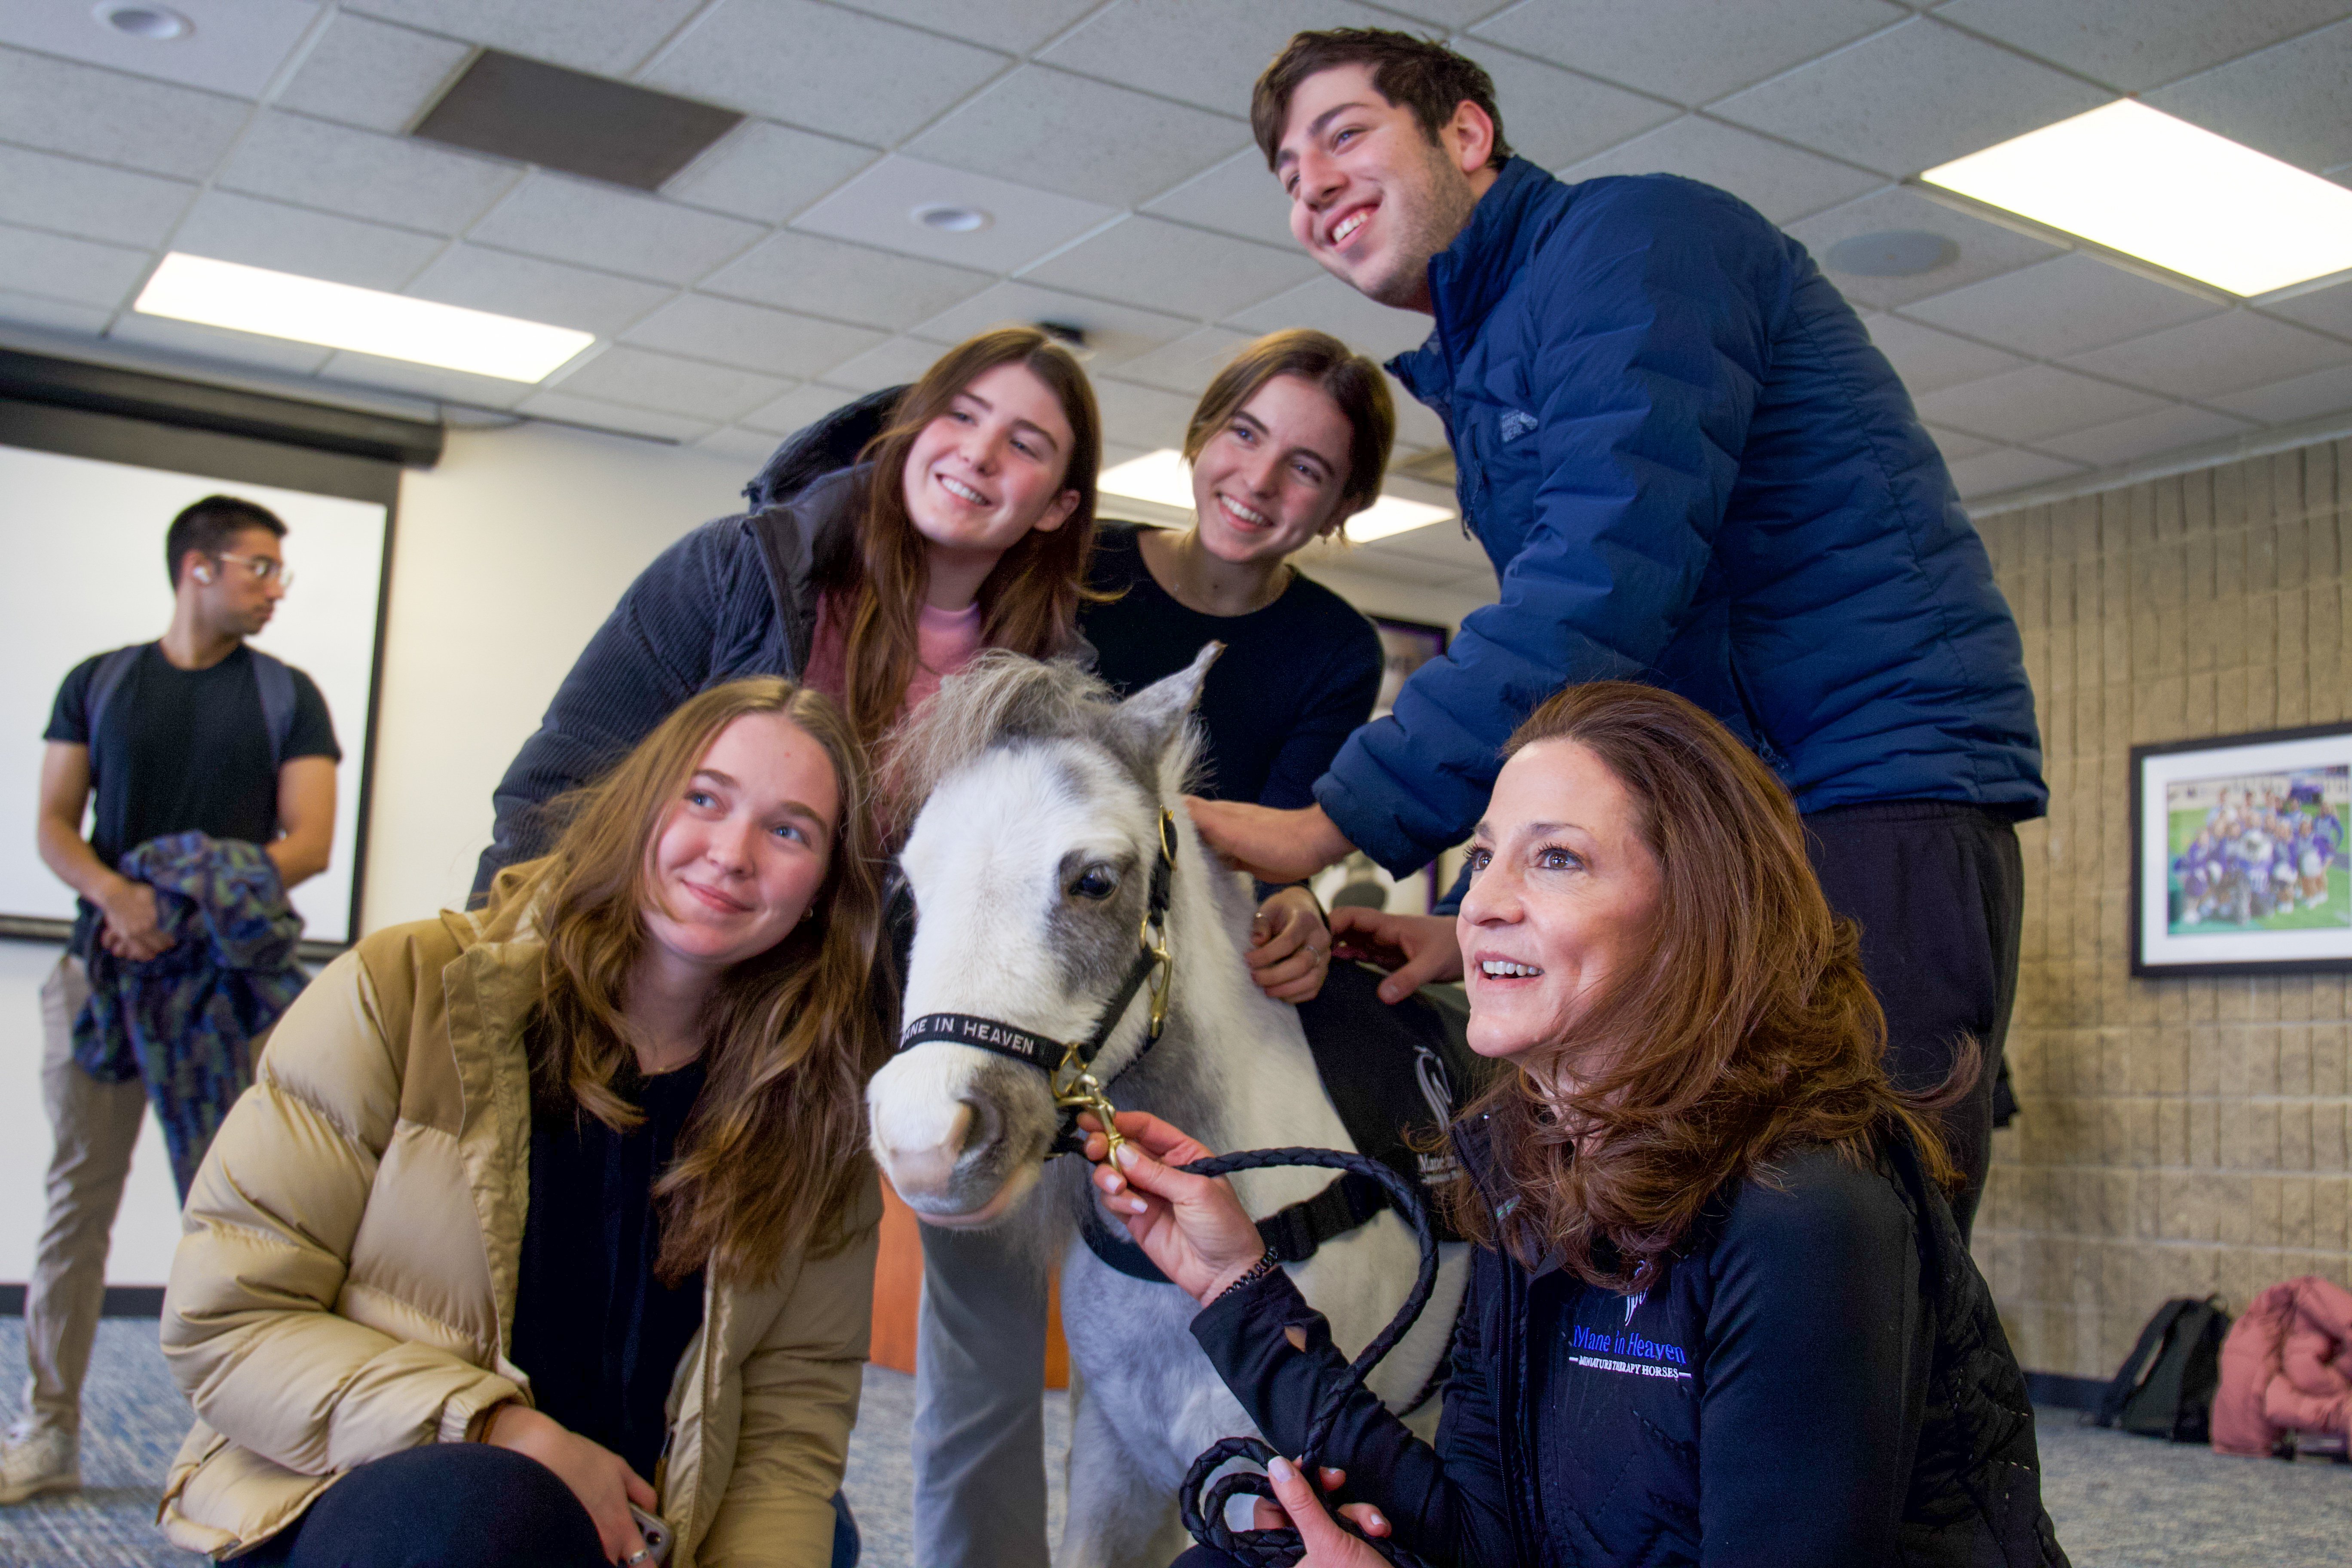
[193,565,213,583]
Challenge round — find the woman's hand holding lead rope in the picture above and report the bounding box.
[1081,1111,1265,1305]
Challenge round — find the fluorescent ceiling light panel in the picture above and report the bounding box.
[1920,101,2352,298]
[1100,448,1455,542]
[133,252,594,381]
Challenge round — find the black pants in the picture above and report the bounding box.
[1804,800,2024,1242]
[243,1442,864,1568]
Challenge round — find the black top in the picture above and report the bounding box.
[46,643,339,955]
[1081,522,1382,808]
[1191,1129,2067,1568]
[511,1060,710,1483]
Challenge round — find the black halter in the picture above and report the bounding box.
[897,808,1178,1155]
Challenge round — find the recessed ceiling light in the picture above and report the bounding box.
[913,203,990,233]
[1921,100,2352,298]
[93,2,190,39]
[1825,230,1957,278]
[1099,449,1453,542]
[134,253,594,382]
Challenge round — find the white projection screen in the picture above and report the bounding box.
[0,410,395,948]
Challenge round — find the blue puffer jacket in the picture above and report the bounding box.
[1317,159,2046,874]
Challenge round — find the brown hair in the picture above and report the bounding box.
[487,678,889,1283]
[1252,28,1513,173]
[166,494,285,587]
[1449,681,1966,1292]
[829,327,1102,754]
[1184,329,1396,533]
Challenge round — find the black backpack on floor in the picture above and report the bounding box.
[2093,1296,2232,1442]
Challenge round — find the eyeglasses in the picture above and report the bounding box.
[210,552,294,588]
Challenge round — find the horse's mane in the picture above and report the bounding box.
[892,650,1203,808]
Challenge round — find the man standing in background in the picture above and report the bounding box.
[1190,30,2046,1238]
[1,495,338,1505]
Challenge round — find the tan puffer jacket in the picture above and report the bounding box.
[157,910,879,1564]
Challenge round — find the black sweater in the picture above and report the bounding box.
[1191,1126,2068,1567]
[1082,522,1382,809]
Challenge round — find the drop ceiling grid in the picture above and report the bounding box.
[0,0,2341,502]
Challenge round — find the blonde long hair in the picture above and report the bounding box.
[487,678,888,1281]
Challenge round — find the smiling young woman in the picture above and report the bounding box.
[158,679,888,1568]
[1081,681,2067,1568]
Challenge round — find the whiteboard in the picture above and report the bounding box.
[0,444,387,944]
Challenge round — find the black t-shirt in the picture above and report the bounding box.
[511,1060,710,1483]
[1081,522,1383,808]
[46,642,341,868]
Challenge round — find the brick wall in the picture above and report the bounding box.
[1973,436,2352,1379]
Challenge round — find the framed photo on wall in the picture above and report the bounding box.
[2131,724,2352,977]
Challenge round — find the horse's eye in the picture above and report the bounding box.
[1070,865,1119,900]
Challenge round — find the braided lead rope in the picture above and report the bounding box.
[1173,1147,1444,1568]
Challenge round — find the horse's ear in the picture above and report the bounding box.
[1114,641,1220,764]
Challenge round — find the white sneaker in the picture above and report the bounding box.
[0,1421,77,1504]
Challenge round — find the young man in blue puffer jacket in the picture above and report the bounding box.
[1190,28,2046,1237]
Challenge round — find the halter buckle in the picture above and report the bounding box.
[1052,1041,1126,1162]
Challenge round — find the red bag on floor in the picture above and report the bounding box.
[2211,1275,2352,1456]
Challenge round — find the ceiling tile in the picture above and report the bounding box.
[1023,216,1319,319]
[405,245,674,335]
[1371,0,1519,22]
[106,313,333,375]
[663,121,877,224]
[172,189,448,291]
[273,12,472,134]
[0,47,250,180]
[622,294,885,379]
[702,231,993,331]
[218,112,519,236]
[343,0,708,77]
[465,174,764,286]
[547,344,791,422]
[814,334,952,395]
[743,383,864,436]
[1711,16,2107,177]
[1555,117,1881,224]
[1902,253,2222,358]
[2211,363,2352,426]
[1922,423,1997,460]
[1040,0,1387,118]
[2265,277,2352,340]
[1914,364,2170,441]
[0,288,113,337]
[1142,149,1296,250]
[0,221,150,309]
[1224,274,1434,362]
[2064,311,2350,398]
[834,0,1102,52]
[315,352,537,410]
[1110,325,1259,395]
[1945,446,2086,498]
[2037,403,2259,468]
[1473,0,1906,107]
[518,388,718,443]
[1865,314,2029,392]
[0,0,318,97]
[913,280,1194,366]
[1089,375,1202,450]
[695,425,789,466]
[1451,41,1681,171]
[2145,17,2352,174]
[641,0,1009,147]
[0,145,192,249]
[905,66,1248,208]
[793,155,1117,273]
[1786,184,2063,308]
[1930,0,2352,93]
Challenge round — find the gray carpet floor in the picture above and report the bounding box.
[1,1318,2342,1566]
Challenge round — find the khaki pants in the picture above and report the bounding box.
[21,955,146,1440]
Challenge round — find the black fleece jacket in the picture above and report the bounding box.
[1189,1123,2068,1567]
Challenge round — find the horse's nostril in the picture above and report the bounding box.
[959,1096,999,1157]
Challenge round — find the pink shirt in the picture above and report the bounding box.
[802,593,986,722]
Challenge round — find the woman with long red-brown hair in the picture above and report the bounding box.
[1087,681,2068,1568]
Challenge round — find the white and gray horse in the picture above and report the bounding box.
[867,648,1468,1568]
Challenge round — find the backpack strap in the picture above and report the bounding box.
[2096,1298,2198,1427]
[245,647,300,776]
[81,643,150,778]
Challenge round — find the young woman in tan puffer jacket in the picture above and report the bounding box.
[157,678,889,1568]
